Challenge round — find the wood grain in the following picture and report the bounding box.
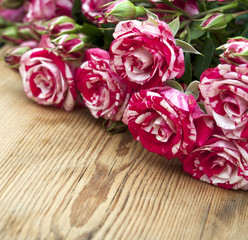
[0,46,248,240]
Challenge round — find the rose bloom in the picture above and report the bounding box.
[219,38,248,65]
[109,19,184,90]
[25,0,74,22]
[0,5,25,22]
[199,63,248,139]
[150,0,199,17]
[123,87,203,159]
[181,135,248,190]
[81,0,111,24]
[76,48,130,121]
[19,48,77,111]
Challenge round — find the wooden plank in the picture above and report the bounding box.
[0,46,247,240]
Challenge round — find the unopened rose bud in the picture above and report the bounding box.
[53,34,85,53]
[101,0,146,23]
[30,21,47,35]
[4,45,30,69]
[0,25,22,44]
[200,12,233,31]
[52,34,85,61]
[2,0,24,9]
[218,37,248,64]
[18,24,40,41]
[46,16,78,38]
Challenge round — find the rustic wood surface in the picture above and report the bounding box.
[0,46,248,240]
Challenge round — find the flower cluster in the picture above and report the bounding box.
[1,0,248,191]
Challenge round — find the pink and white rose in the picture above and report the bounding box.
[0,5,25,22]
[25,0,74,22]
[150,0,199,18]
[81,0,111,24]
[199,63,248,139]
[181,135,248,190]
[109,19,185,90]
[123,87,203,159]
[219,38,248,65]
[76,48,130,121]
[19,48,77,111]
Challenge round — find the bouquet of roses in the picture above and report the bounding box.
[1,0,248,190]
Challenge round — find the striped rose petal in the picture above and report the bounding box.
[109,19,185,91]
[19,48,77,111]
[123,87,203,159]
[81,0,111,24]
[25,0,74,22]
[76,48,130,121]
[182,135,248,190]
[219,38,248,65]
[200,63,248,139]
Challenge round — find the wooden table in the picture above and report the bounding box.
[0,46,247,240]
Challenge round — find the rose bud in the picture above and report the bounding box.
[52,34,85,60]
[218,37,248,65]
[4,45,31,69]
[18,24,40,41]
[0,25,22,44]
[53,34,85,53]
[101,0,146,23]
[46,16,78,38]
[200,12,233,31]
[31,21,47,36]
[184,0,199,16]
[2,0,24,9]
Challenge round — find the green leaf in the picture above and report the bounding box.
[181,52,192,85]
[185,81,200,99]
[197,102,206,113]
[80,23,103,37]
[145,10,159,20]
[242,27,248,38]
[166,80,184,92]
[190,22,205,40]
[194,38,214,79]
[168,17,180,36]
[175,39,202,55]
